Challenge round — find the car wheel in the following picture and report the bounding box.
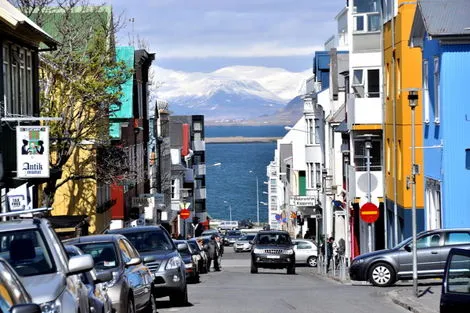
[170,285,188,306]
[250,261,258,274]
[144,293,157,313]
[127,298,135,313]
[307,256,318,267]
[369,262,396,287]
[287,264,296,275]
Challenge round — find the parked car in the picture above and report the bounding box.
[0,217,94,313]
[64,245,113,313]
[64,234,156,313]
[349,228,470,287]
[106,226,188,306]
[233,233,256,252]
[187,238,209,274]
[218,221,239,231]
[0,257,42,313]
[293,239,318,267]
[224,230,242,246]
[250,230,296,274]
[173,240,200,283]
[440,248,470,313]
[201,229,221,237]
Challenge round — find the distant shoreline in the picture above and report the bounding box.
[205,137,280,143]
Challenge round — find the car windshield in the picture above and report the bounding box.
[257,233,291,245]
[0,229,56,277]
[75,242,119,271]
[187,241,201,252]
[239,234,255,241]
[123,231,175,252]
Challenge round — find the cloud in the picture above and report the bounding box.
[110,0,346,60]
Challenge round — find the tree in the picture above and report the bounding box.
[12,0,134,207]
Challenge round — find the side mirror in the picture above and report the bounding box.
[10,304,42,313]
[125,257,142,267]
[94,270,113,284]
[177,243,187,252]
[143,255,157,263]
[404,245,412,252]
[68,254,94,275]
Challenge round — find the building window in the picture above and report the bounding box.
[352,68,380,98]
[315,163,321,188]
[386,138,391,174]
[307,118,314,144]
[171,179,176,199]
[466,149,470,170]
[386,63,390,99]
[2,43,35,117]
[396,58,401,98]
[193,121,202,131]
[397,140,402,180]
[314,119,320,144]
[194,132,201,141]
[353,139,382,171]
[307,162,314,188]
[433,56,440,123]
[423,59,430,123]
[353,12,380,33]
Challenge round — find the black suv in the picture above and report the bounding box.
[250,230,295,274]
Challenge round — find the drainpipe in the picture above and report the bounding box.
[380,2,388,249]
[392,4,398,246]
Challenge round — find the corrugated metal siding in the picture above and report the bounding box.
[441,45,470,227]
[420,0,470,37]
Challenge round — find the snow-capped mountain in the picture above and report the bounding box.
[151,65,312,122]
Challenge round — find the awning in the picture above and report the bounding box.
[334,120,349,133]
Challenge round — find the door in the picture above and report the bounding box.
[398,232,446,277]
[119,239,147,310]
[440,248,470,313]
[441,231,470,272]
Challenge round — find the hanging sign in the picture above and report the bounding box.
[16,126,49,178]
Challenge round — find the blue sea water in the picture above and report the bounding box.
[205,126,288,223]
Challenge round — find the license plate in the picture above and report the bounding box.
[267,255,280,259]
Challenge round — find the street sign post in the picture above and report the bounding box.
[359,202,379,224]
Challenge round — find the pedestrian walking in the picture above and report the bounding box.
[326,237,335,272]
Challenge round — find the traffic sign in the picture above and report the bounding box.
[180,209,191,220]
[360,202,379,223]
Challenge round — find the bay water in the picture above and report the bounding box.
[205,126,288,224]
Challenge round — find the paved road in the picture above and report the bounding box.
[156,248,410,313]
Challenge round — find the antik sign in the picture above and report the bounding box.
[16,126,49,178]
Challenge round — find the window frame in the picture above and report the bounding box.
[433,56,440,124]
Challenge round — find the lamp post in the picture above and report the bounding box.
[408,89,419,297]
[249,170,260,225]
[365,137,373,253]
[223,200,232,223]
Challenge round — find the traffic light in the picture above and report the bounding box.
[296,214,304,226]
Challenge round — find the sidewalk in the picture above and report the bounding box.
[316,264,441,313]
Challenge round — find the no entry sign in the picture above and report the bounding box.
[180,209,191,220]
[360,202,379,223]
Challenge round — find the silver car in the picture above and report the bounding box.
[0,218,94,313]
[233,234,256,252]
[293,239,318,267]
[64,234,156,313]
[349,228,470,287]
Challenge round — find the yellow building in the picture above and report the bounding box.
[383,0,424,245]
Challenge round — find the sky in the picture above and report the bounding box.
[107,0,347,73]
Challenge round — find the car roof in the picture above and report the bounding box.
[0,218,47,231]
[106,226,166,234]
[63,234,125,245]
[256,230,289,234]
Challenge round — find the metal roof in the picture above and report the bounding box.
[412,0,470,40]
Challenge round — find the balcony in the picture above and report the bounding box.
[194,188,206,200]
[347,94,382,128]
[193,140,205,152]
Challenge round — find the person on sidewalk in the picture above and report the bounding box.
[326,237,335,272]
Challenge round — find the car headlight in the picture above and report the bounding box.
[353,258,365,264]
[166,256,182,270]
[283,249,294,255]
[253,248,264,254]
[40,298,61,313]
[184,262,193,269]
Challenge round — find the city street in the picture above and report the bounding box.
[156,248,411,313]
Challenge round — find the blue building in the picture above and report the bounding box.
[410,0,470,229]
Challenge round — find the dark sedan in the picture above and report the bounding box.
[349,228,470,287]
[173,240,200,283]
[223,230,242,246]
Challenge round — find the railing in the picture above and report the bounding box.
[317,252,350,281]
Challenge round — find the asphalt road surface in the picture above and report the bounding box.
[156,248,410,313]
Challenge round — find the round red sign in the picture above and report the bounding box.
[180,209,191,220]
[360,202,379,223]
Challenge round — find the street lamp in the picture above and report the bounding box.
[223,200,232,223]
[249,170,260,225]
[408,89,419,297]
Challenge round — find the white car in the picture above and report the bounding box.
[233,234,256,252]
[293,239,318,267]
